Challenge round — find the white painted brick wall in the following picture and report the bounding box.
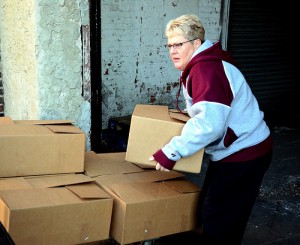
[101,0,222,128]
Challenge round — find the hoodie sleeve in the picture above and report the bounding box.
[153,60,234,170]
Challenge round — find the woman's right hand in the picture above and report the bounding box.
[149,156,170,172]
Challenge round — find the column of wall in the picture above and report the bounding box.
[0,0,91,149]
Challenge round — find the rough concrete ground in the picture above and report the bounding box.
[241,124,300,245]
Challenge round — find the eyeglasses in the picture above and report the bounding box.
[165,38,197,51]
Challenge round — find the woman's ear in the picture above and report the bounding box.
[195,39,201,48]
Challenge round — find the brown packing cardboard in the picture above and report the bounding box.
[86,152,201,245]
[84,151,144,177]
[125,104,204,173]
[0,117,14,125]
[0,117,86,177]
[24,172,93,188]
[95,172,200,245]
[0,177,34,190]
[0,174,113,245]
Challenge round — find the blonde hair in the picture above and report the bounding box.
[165,14,205,42]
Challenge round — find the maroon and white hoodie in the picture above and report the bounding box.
[153,39,272,170]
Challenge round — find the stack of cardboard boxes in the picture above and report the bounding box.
[0,104,204,245]
[84,150,202,245]
[0,118,113,244]
[88,104,205,244]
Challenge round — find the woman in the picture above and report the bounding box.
[150,14,273,244]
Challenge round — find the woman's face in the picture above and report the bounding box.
[166,36,200,71]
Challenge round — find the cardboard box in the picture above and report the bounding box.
[84,151,144,177]
[85,151,201,245]
[125,104,204,173]
[0,117,86,177]
[0,174,113,245]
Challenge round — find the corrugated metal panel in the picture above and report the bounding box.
[227,1,300,121]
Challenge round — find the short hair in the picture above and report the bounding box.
[165,14,205,42]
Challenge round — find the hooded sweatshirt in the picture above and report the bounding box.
[153,40,272,170]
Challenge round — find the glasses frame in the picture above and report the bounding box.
[165,38,197,51]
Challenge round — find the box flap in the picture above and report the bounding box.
[133,104,176,122]
[0,188,84,209]
[168,109,190,122]
[94,170,186,203]
[126,170,184,183]
[110,182,181,203]
[0,124,52,135]
[46,124,84,134]
[13,120,73,125]
[130,162,156,170]
[25,173,93,188]
[163,179,201,193]
[6,120,83,134]
[94,170,183,187]
[66,182,111,199]
[84,151,144,177]
[94,174,135,188]
[0,177,34,190]
[0,117,14,125]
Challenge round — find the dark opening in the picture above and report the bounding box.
[89,0,102,152]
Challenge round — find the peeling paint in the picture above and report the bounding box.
[100,0,222,129]
[150,95,156,103]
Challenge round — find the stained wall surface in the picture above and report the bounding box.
[100,0,222,128]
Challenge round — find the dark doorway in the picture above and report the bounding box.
[89,0,102,152]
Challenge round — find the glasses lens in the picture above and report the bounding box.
[166,39,195,51]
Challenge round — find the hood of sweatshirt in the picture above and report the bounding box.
[180,41,236,85]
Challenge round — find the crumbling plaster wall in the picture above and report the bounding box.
[0,0,91,149]
[100,0,222,128]
[0,0,39,118]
